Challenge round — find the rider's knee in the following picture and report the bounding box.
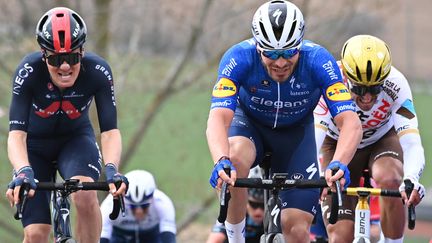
[282,224,309,242]
[24,225,50,243]
[327,223,353,243]
[372,157,402,188]
[72,190,99,212]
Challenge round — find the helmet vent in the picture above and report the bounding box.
[355,65,362,82]
[56,13,65,18]
[58,31,65,48]
[366,60,372,81]
[286,12,297,42]
[259,22,269,43]
[375,66,382,82]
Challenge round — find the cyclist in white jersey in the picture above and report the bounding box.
[314,35,425,243]
[100,170,177,243]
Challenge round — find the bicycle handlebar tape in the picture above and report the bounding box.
[404,179,416,230]
[329,168,340,224]
[109,197,121,220]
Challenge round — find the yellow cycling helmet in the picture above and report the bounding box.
[341,35,392,86]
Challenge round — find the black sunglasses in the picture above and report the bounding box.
[45,52,82,67]
[350,84,382,96]
[129,203,151,210]
[248,200,264,210]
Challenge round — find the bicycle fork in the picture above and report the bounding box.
[353,191,371,243]
[52,191,73,243]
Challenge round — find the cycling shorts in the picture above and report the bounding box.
[21,133,102,227]
[228,106,320,215]
[321,129,402,223]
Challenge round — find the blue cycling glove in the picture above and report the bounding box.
[326,160,351,189]
[7,166,37,190]
[105,163,129,189]
[209,157,236,188]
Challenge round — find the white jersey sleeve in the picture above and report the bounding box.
[313,96,332,172]
[100,194,114,239]
[154,190,177,234]
[389,67,425,182]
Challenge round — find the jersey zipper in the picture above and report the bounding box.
[273,83,281,128]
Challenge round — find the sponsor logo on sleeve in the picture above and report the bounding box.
[212,78,237,98]
[326,83,351,101]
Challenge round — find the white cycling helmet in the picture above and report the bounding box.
[252,0,305,50]
[125,170,156,206]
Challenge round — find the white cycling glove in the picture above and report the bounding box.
[398,176,425,200]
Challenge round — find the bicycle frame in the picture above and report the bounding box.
[51,179,78,243]
[218,167,330,243]
[344,187,402,243]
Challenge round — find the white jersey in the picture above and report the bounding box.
[100,189,177,239]
[314,66,425,181]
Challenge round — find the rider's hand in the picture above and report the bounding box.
[5,166,37,206]
[209,157,237,189]
[399,177,425,207]
[325,160,351,190]
[105,163,129,196]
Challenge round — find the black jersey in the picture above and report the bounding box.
[9,51,117,138]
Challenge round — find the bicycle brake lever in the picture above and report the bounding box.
[14,181,31,220]
[329,167,341,224]
[404,179,416,230]
[217,165,231,223]
[119,194,126,217]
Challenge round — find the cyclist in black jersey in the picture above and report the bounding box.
[5,7,128,243]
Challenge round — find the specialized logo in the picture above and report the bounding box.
[271,205,280,226]
[326,82,351,101]
[272,9,283,26]
[212,78,236,97]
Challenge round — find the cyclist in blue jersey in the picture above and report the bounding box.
[5,7,128,243]
[206,1,362,242]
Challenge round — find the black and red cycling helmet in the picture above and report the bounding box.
[36,7,87,53]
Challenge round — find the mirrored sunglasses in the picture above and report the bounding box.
[46,52,82,67]
[261,48,299,60]
[350,84,382,96]
[129,203,151,210]
[248,200,264,210]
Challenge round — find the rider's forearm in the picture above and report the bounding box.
[400,132,425,182]
[206,109,233,164]
[332,111,362,165]
[101,128,122,166]
[7,130,30,170]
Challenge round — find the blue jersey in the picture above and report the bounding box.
[211,39,354,128]
[9,51,117,138]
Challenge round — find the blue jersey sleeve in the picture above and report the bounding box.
[309,46,355,117]
[210,42,253,111]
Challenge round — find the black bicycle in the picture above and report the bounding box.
[15,179,125,243]
[217,153,336,243]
